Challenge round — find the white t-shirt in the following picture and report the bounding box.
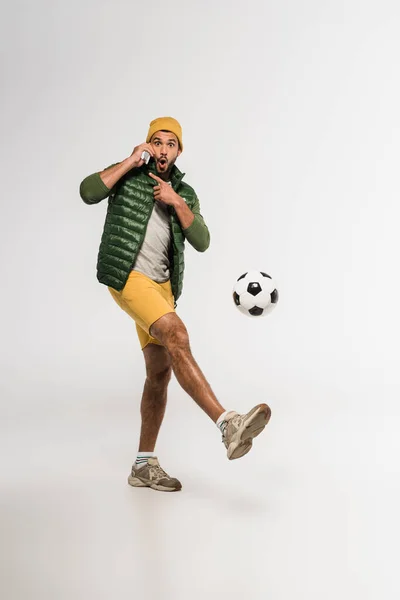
[132,182,172,282]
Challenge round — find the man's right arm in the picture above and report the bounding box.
[79,157,137,205]
[79,142,155,205]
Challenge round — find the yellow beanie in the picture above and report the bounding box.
[146,116,183,151]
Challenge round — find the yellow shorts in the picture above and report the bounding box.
[108,270,175,349]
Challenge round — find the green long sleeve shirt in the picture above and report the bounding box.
[80,168,210,253]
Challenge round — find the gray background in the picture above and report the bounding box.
[1,1,399,598]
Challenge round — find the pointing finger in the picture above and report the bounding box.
[149,173,163,183]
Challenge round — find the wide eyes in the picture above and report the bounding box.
[154,141,175,147]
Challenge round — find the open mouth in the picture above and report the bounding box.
[158,158,168,168]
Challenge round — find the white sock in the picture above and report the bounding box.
[216,410,233,434]
[135,452,155,470]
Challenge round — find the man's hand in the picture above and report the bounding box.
[149,173,195,229]
[149,173,181,207]
[130,142,155,168]
[98,142,154,189]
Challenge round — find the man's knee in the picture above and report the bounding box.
[150,313,190,350]
[167,326,190,351]
[143,344,172,387]
[146,363,172,386]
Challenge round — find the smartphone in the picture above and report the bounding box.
[141,150,151,164]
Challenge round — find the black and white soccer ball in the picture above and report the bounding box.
[233,271,279,317]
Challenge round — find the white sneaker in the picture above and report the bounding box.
[128,457,182,492]
[221,404,271,460]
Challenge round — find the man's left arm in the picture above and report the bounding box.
[174,194,210,252]
[148,173,210,252]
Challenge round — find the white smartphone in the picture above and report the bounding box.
[141,150,151,164]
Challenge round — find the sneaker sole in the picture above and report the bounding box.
[228,403,271,460]
[127,474,182,492]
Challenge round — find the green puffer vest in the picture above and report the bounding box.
[96,160,196,305]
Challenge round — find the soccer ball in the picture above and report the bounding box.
[233,271,279,317]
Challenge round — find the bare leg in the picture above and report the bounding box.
[150,313,225,422]
[138,343,172,452]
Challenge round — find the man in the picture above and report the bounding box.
[79,116,271,492]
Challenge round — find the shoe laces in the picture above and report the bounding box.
[149,463,169,480]
[220,413,241,442]
[219,420,228,435]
